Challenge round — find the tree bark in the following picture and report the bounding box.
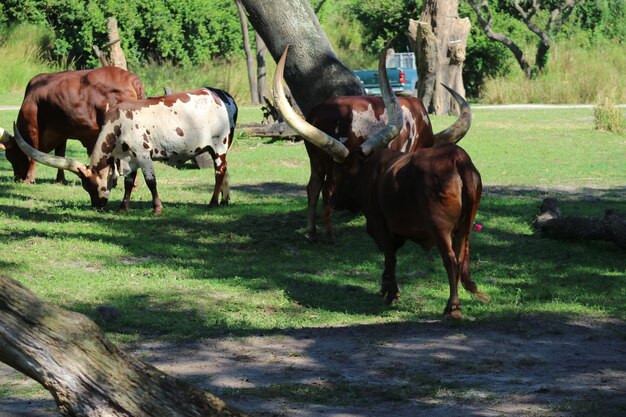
[107,17,128,70]
[0,276,248,417]
[235,0,259,105]
[533,198,626,249]
[239,0,363,115]
[407,0,470,115]
[255,32,268,103]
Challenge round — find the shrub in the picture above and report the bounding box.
[594,97,624,133]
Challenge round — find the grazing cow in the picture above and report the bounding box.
[13,87,238,214]
[302,64,471,243]
[274,46,489,318]
[0,66,145,183]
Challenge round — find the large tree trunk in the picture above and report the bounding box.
[407,0,470,115]
[239,0,363,115]
[107,17,128,70]
[0,276,248,417]
[235,0,259,105]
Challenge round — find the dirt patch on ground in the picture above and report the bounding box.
[1,315,625,417]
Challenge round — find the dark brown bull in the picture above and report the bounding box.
[303,62,470,242]
[0,66,145,183]
[274,46,489,318]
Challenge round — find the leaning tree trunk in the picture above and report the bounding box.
[408,0,470,115]
[235,0,259,105]
[255,32,269,102]
[0,276,248,417]
[239,0,363,115]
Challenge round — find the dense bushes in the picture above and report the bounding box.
[0,0,242,67]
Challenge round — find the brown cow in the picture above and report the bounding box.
[274,46,489,318]
[302,63,470,243]
[0,66,145,183]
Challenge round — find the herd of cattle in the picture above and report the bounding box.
[0,45,489,318]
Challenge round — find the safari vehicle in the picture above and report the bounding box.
[353,51,418,96]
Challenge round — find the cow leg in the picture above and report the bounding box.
[145,177,163,215]
[209,156,227,208]
[370,223,404,304]
[220,170,230,205]
[118,170,138,212]
[437,234,462,319]
[321,177,335,243]
[305,170,324,242]
[54,142,67,184]
[380,251,400,305]
[139,160,163,215]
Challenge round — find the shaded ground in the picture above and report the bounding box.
[2,315,625,417]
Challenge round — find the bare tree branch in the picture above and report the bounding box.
[468,0,532,77]
[469,0,582,77]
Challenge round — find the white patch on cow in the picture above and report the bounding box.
[399,105,418,152]
[351,104,387,140]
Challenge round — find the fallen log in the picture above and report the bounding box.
[0,275,248,417]
[239,121,297,138]
[533,197,626,249]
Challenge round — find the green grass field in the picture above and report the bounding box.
[1,106,624,349]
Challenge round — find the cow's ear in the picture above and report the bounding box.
[76,166,92,179]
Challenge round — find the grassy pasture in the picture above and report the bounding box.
[0,105,624,350]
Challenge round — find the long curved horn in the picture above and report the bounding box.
[360,40,404,156]
[13,122,86,175]
[432,84,472,145]
[272,46,349,163]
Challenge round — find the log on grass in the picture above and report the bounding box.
[0,275,248,417]
[533,197,626,249]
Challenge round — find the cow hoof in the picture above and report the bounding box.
[444,305,463,320]
[304,232,318,243]
[220,200,229,206]
[152,207,163,216]
[380,290,399,305]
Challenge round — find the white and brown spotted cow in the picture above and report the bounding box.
[13,87,238,214]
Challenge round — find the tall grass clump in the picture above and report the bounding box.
[594,97,624,133]
[133,55,258,104]
[0,24,60,96]
[481,37,626,104]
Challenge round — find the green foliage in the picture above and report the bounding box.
[594,97,624,133]
[349,0,420,54]
[317,1,375,69]
[2,0,242,67]
[575,0,626,41]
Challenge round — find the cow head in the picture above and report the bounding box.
[0,127,29,181]
[272,44,403,211]
[12,123,115,209]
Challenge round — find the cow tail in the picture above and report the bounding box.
[456,149,490,303]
